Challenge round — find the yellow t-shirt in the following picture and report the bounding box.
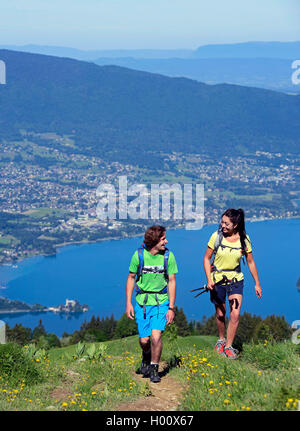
[208,231,252,283]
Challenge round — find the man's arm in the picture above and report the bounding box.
[126,272,136,320]
[166,273,176,324]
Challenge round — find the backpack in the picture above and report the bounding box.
[136,243,169,283]
[134,243,170,318]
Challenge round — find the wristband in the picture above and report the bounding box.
[168,307,175,312]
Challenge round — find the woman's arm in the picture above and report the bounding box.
[203,247,215,290]
[245,252,262,299]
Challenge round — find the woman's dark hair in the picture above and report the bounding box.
[144,225,166,249]
[222,208,247,253]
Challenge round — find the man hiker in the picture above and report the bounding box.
[126,225,178,383]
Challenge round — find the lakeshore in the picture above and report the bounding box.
[0,298,89,316]
[0,306,89,315]
[1,215,297,268]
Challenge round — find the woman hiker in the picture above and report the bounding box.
[203,208,262,359]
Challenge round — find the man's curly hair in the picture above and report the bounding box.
[144,225,166,249]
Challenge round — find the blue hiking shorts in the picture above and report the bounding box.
[134,301,169,338]
[210,280,244,306]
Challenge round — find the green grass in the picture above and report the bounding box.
[0,340,143,411]
[0,236,15,245]
[37,235,57,241]
[233,193,281,202]
[172,337,300,411]
[0,336,299,411]
[22,208,67,218]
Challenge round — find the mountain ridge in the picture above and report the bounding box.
[0,49,299,166]
[94,57,299,94]
[1,40,299,60]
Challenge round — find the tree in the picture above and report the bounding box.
[69,330,81,345]
[83,328,107,342]
[253,322,272,343]
[115,313,138,339]
[6,323,31,346]
[193,315,208,335]
[77,314,117,341]
[236,313,263,343]
[174,307,191,337]
[45,333,61,348]
[201,315,219,336]
[32,320,47,341]
[263,315,292,342]
[188,320,197,335]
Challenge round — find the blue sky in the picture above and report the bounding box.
[1,0,300,49]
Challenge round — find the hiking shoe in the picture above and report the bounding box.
[223,346,239,360]
[136,361,151,377]
[214,339,226,354]
[149,364,161,383]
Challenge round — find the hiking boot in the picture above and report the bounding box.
[214,339,226,354]
[223,346,239,360]
[136,360,151,377]
[136,350,151,376]
[149,364,161,383]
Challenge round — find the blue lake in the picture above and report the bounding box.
[0,218,299,337]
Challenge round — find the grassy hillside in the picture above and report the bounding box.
[0,334,299,411]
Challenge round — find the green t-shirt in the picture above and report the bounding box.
[129,249,178,306]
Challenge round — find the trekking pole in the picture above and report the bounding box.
[190,285,209,298]
[190,275,228,299]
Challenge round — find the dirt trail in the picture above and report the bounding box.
[115,361,185,411]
